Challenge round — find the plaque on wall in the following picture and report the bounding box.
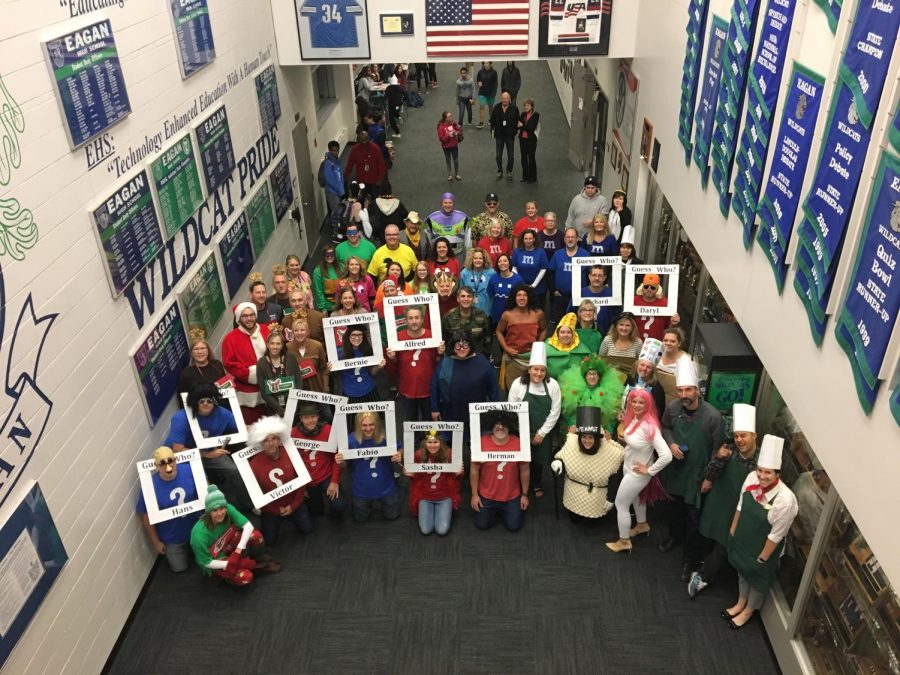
[194,105,235,195]
[168,0,217,78]
[255,64,282,133]
[177,251,227,339]
[538,0,614,57]
[151,135,205,240]
[269,154,294,223]
[43,19,132,150]
[245,181,277,256]
[91,169,164,297]
[218,212,255,299]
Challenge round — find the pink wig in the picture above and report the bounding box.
[623,387,661,436]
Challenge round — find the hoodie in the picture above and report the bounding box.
[565,188,610,237]
[323,152,344,197]
[370,196,409,242]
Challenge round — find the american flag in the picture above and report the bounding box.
[425,0,530,57]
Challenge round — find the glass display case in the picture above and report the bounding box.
[673,230,702,348]
[700,273,734,325]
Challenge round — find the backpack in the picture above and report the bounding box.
[407,90,424,108]
[317,160,326,188]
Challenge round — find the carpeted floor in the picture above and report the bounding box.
[104,62,781,675]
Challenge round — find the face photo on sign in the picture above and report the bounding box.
[232,429,312,510]
[136,449,209,525]
[179,388,249,449]
[468,402,531,463]
[570,256,623,306]
[624,265,680,317]
[283,388,348,452]
[323,312,383,371]
[402,422,464,473]
[333,401,397,460]
[383,294,442,351]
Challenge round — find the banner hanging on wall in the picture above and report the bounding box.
[792,0,899,344]
[709,0,762,216]
[755,63,825,293]
[151,135,205,240]
[246,181,276,256]
[218,212,255,299]
[195,106,235,196]
[255,64,281,133]
[537,0,614,58]
[269,154,294,223]
[677,0,710,164]
[177,251,226,340]
[691,15,728,187]
[731,0,797,248]
[168,0,216,79]
[834,141,900,413]
[812,0,842,34]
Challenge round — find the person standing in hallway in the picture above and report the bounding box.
[547,227,589,325]
[538,211,566,261]
[475,61,498,129]
[437,111,463,182]
[566,176,610,237]
[607,188,632,241]
[456,67,474,126]
[320,141,344,229]
[425,192,469,259]
[659,359,725,582]
[343,130,386,189]
[490,92,519,181]
[688,403,759,598]
[501,61,521,104]
[517,99,539,183]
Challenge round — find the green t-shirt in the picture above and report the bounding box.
[336,238,377,268]
[190,504,249,574]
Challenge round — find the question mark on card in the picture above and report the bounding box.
[309,449,318,466]
[354,366,362,382]
[370,457,378,477]
[269,468,284,487]
[496,461,507,479]
[410,348,422,368]
[430,473,440,488]
[169,487,186,505]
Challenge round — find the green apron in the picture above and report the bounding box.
[727,489,784,594]
[698,454,755,546]
[546,342,591,380]
[524,382,554,464]
[660,410,713,508]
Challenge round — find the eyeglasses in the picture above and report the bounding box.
[486,201,498,206]
[454,340,470,348]
[579,308,594,313]
[156,458,176,467]
[198,397,216,405]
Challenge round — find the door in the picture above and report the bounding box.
[568,62,598,172]
[591,89,609,178]
[291,117,320,255]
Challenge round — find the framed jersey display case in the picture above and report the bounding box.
[295,0,371,60]
[538,0,614,57]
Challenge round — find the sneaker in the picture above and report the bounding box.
[496,172,503,180]
[477,122,484,129]
[393,133,402,139]
[688,571,708,598]
[506,172,513,181]
[455,175,462,181]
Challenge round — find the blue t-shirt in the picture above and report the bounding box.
[347,436,397,499]
[487,272,525,323]
[340,349,377,398]
[460,268,497,316]
[135,469,200,544]
[165,406,238,449]
[549,246,589,295]
[538,229,565,257]
[511,247,549,294]
[299,0,362,48]
[581,233,618,256]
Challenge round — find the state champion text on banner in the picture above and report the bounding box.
[755,63,825,293]
[709,0,762,216]
[732,0,797,248]
[691,15,729,187]
[677,0,710,163]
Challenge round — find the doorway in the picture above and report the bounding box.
[568,62,600,177]
[291,117,321,256]
[591,89,609,178]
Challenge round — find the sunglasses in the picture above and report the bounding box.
[346,230,360,236]
[156,458,176,467]
[198,397,216,405]
[643,285,658,291]
[324,251,336,258]
[486,201,498,206]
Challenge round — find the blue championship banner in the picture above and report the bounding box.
[678,0,710,163]
[756,64,825,292]
[812,0,843,34]
[692,15,729,186]
[792,0,899,343]
[710,0,762,216]
[834,135,900,412]
[732,0,796,248]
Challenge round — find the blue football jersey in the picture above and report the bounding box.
[299,0,362,49]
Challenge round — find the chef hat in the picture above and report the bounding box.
[638,338,663,366]
[529,341,547,367]
[675,358,699,387]
[234,302,257,319]
[620,225,636,246]
[732,403,756,433]
[757,434,784,470]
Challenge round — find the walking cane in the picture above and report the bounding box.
[553,466,559,520]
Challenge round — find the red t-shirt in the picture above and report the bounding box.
[476,235,512,266]
[476,435,523,502]
[292,425,340,486]
[384,329,439,399]
[633,296,673,341]
[249,448,306,515]
[513,216,545,240]
[428,258,461,279]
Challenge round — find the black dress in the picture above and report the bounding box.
[176,360,227,403]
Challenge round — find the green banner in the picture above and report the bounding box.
[151,135,204,239]
[178,253,226,339]
[246,181,276,256]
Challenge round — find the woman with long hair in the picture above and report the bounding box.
[336,255,375,311]
[607,188,632,241]
[606,388,672,554]
[477,218,512,266]
[285,254,314,306]
[331,287,364,318]
[486,253,523,327]
[581,214,618,256]
[598,311,643,359]
[517,98,539,183]
[428,237,461,279]
[574,300,602,353]
[495,284,547,389]
[404,431,462,535]
[621,338,667,421]
[656,326,693,376]
[336,324,385,403]
[407,260,434,295]
[312,245,341,313]
[286,318,329,393]
[459,247,496,316]
[256,328,301,417]
[511,229,549,298]
[177,329,227,397]
[437,111,463,181]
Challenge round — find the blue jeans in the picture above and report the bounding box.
[351,486,405,522]
[418,497,453,536]
[495,136,514,173]
[305,478,350,517]
[260,502,313,545]
[458,97,472,124]
[474,495,523,531]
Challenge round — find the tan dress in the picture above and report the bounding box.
[554,433,624,518]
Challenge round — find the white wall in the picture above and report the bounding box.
[0,2,354,672]
[589,0,900,584]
